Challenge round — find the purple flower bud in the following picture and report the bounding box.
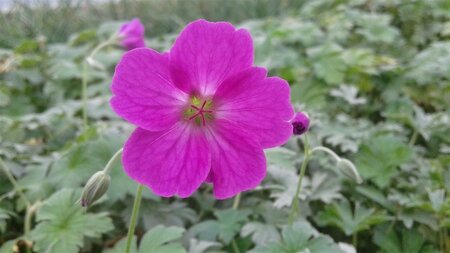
[119,18,145,51]
[291,112,310,135]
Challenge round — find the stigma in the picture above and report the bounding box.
[184,97,214,126]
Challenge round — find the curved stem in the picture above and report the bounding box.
[81,35,118,129]
[0,158,31,207]
[125,184,144,253]
[88,36,118,59]
[310,146,340,163]
[288,135,310,225]
[103,148,123,174]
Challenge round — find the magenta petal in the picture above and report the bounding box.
[123,124,211,198]
[111,48,188,131]
[213,67,294,148]
[206,120,266,199]
[119,18,146,50]
[169,19,254,95]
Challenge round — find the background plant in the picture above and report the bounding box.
[0,0,449,252]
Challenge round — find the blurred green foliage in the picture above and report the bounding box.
[1,0,450,252]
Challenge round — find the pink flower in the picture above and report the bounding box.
[119,18,145,50]
[110,19,294,199]
[291,112,310,135]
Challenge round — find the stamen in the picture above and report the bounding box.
[185,98,213,126]
[189,112,201,120]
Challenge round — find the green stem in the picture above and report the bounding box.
[352,233,358,248]
[310,146,340,163]
[81,35,118,129]
[81,61,88,128]
[232,193,241,210]
[103,148,123,174]
[125,184,144,253]
[24,201,41,253]
[231,193,242,253]
[288,135,310,225]
[231,239,241,253]
[0,158,31,207]
[444,227,449,253]
[88,36,118,59]
[409,129,418,146]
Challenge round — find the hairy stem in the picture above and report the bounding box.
[288,135,310,225]
[125,184,144,253]
[310,146,340,163]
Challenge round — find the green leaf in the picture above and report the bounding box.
[49,135,134,202]
[356,186,393,211]
[307,43,346,85]
[355,135,412,188]
[214,209,251,244]
[103,236,137,253]
[187,239,222,253]
[105,226,186,253]
[241,222,280,246]
[427,189,445,212]
[315,199,389,236]
[373,227,439,253]
[250,220,344,253]
[0,240,17,253]
[265,147,297,170]
[31,189,113,253]
[140,225,186,253]
[14,40,40,54]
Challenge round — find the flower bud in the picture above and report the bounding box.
[81,171,111,207]
[337,158,363,184]
[119,18,145,50]
[291,112,310,135]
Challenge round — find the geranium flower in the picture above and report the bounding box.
[111,19,294,199]
[119,18,145,50]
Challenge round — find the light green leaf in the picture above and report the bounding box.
[307,43,346,85]
[241,222,280,246]
[31,189,113,253]
[315,199,389,236]
[214,209,251,244]
[374,227,439,253]
[355,135,412,188]
[140,225,186,253]
[250,220,344,253]
[105,226,186,253]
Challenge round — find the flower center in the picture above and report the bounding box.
[184,97,214,126]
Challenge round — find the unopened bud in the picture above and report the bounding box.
[81,171,111,207]
[291,112,310,135]
[337,159,363,184]
[86,57,105,70]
